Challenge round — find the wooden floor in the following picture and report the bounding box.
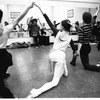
[3,44,100,98]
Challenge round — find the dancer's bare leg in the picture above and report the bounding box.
[63,61,68,77]
[49,60,53,72]
[27,62,64,98]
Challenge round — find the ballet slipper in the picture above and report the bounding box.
[27,88,41,98]
[14,95,19,99]
[30,88,37,94]
[63,64,68,77]
[27,93,33,98]
[63,69,68,77]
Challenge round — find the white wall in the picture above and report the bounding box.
[90,8,100,21]
[1,4,54,28]
[0,0,100,28]
[53,7,89,23]
[7,5,26,24]
[0,0,100,6]
[0,4,8,25]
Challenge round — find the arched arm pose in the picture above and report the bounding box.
[0,2,34,48]
[27,4,76,98]
[0,2,34,98]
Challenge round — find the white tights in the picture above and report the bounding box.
[27,61,68,98]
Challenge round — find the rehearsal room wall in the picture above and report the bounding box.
[0,0,100,27]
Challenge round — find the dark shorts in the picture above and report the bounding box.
[0,49,13,67]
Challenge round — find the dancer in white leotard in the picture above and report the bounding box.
[27,4,76,98]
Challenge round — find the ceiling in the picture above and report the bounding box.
[0,0,100,4]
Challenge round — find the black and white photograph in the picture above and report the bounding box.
[0,0,100,99]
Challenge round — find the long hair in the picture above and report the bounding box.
[0,9,3,23]
[61,19,72,32]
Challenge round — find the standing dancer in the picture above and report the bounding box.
[28,18,40,48]
[0,2,34,98]
[27,4,76,98]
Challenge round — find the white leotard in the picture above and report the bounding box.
[49,31,71,63]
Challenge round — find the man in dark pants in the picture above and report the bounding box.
[76,6,100,72]
[28,18,40,48]
[0,2,34,98]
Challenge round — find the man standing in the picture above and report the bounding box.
[28,18,40,48]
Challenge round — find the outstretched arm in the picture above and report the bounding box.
[94,5,100,16]
[92,5,100,23]
[4,2,34,36]
[34,4,44,15]
[35,4,58,36]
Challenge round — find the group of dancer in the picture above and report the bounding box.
[27,4,100,98]
[0,2,100,98]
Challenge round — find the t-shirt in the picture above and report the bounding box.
[78,15,97,44]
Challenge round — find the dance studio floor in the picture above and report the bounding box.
[3,44,100,98]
